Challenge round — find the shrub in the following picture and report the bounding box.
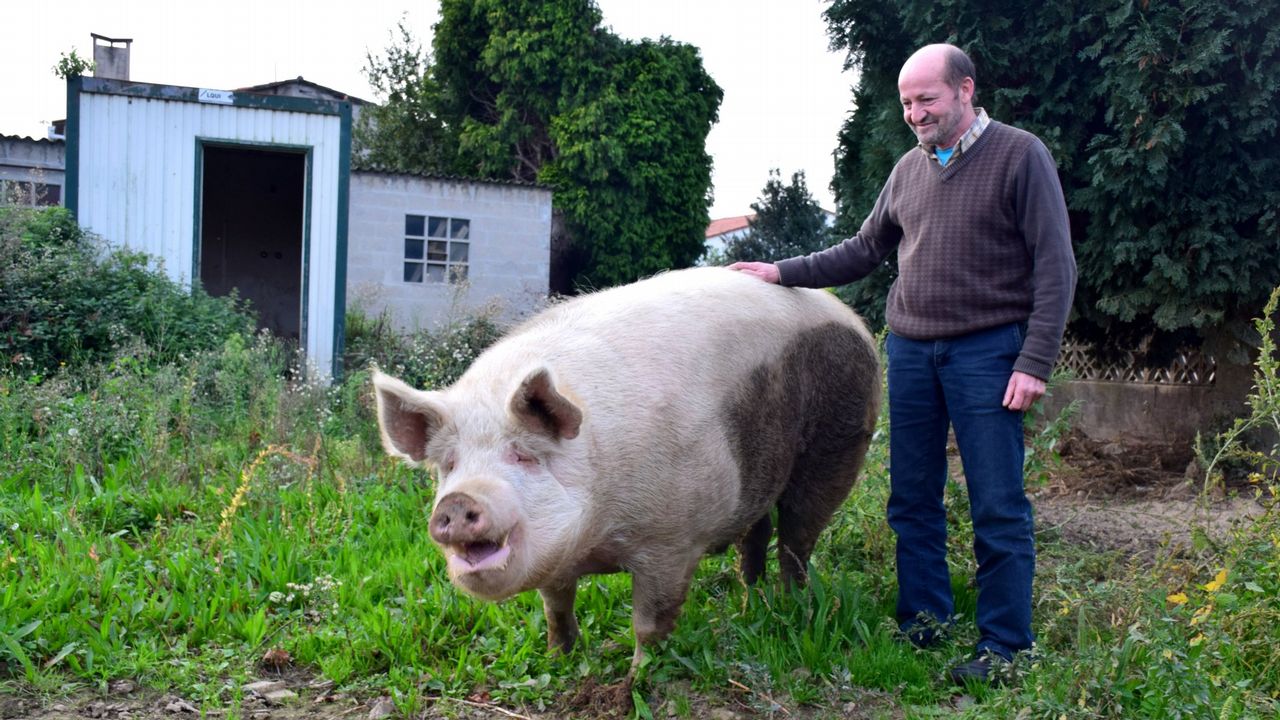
[344,305,505,390]
[0,207,255,377]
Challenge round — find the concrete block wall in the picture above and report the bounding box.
[347,171,552,332]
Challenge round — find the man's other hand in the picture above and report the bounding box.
[1003,370,1046,412]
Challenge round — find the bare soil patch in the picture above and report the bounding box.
[1030,433,1268,560]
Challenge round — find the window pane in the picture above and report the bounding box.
[37,184,61,206]
[427,240,448,261]
[449,241,469,263]
[450,218,470,239]
[404,262,424,283]
[404,238,424,260]
[426,263,446,283]
[405,214,425,237]
[449,264,469,283]
[428,216,448,237]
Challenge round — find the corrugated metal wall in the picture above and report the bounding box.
[74,91,344,375]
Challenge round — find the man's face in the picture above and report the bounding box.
[899,67,973,149]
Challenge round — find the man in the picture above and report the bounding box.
[731,43,1076,685]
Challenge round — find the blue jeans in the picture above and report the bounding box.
[885,323,1034,659]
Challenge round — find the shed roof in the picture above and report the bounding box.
[237,76,371,105]
[353,165,552,191]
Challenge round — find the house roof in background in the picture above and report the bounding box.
[705,214,754,238]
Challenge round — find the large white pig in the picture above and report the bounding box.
[372,266,880,676]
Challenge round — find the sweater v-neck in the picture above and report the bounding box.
[934,121,1001,181]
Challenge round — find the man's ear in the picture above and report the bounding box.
[371,370,449,464]
[508,367,583,441]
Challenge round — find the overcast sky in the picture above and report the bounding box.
[2,0,855,218]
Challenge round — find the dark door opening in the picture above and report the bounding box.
[200,145,306,340]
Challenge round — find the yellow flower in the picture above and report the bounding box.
[1203,569,1228,593]
[1190,605,1213,626]
[1189,634,1205,647]
[1167,592,1189,605]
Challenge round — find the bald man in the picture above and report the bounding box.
[732,44,1076,685]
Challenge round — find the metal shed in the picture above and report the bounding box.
[65,76,351,376]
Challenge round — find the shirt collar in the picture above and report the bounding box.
[920,108,990,164]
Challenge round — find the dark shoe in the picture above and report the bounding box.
[898,616,950,649]
[898,626,941,649]
[948,651,1011,687]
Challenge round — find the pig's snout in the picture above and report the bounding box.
[430,492,491,544]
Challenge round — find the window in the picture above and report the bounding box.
[404,214,469,284]
[0,180,61,207]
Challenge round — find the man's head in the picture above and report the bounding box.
[898,44,977,150]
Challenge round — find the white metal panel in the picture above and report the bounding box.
[75,91,344,375]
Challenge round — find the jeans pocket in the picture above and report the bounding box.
[1010,322,1027,351]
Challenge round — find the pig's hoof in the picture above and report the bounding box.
[566,677,633,717]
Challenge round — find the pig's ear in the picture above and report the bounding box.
[509,367,583,441]
[371,370,448,464]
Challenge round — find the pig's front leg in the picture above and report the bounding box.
[539,582,580,652]
[627,554,701,679]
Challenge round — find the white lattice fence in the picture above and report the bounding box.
[1058,340,1216,386]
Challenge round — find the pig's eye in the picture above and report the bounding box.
[442,453,457,474]
[511,447,540,466]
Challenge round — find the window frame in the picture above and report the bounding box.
[403,213,470,285]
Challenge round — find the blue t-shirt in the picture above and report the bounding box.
[935,146,956,166]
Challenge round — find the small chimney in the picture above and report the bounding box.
[91,34,132,81]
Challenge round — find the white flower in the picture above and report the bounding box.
[67,428,79,438]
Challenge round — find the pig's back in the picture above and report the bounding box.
[507,266,870,381]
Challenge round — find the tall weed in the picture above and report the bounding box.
[1198,285,1280,490]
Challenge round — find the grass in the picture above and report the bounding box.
[2,320,1280,719]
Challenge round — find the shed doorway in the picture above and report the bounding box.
[199,145,306,340]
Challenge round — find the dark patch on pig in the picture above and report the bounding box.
[722,321,880,584]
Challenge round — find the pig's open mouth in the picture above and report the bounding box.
[446,536,513,574]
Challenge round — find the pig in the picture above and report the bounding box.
[372,266,880,679]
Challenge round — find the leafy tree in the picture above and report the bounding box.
[719,169,835,264]
[366,0,722,291]
[353,19,461,174]
[823,0,1280,354]
[539,35,722,287]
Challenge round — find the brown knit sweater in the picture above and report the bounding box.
[776,121,1076,380]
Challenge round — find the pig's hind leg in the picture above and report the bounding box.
[735,514,773,585]
[775,426,873,585]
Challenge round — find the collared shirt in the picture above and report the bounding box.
[921,108,991,166]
